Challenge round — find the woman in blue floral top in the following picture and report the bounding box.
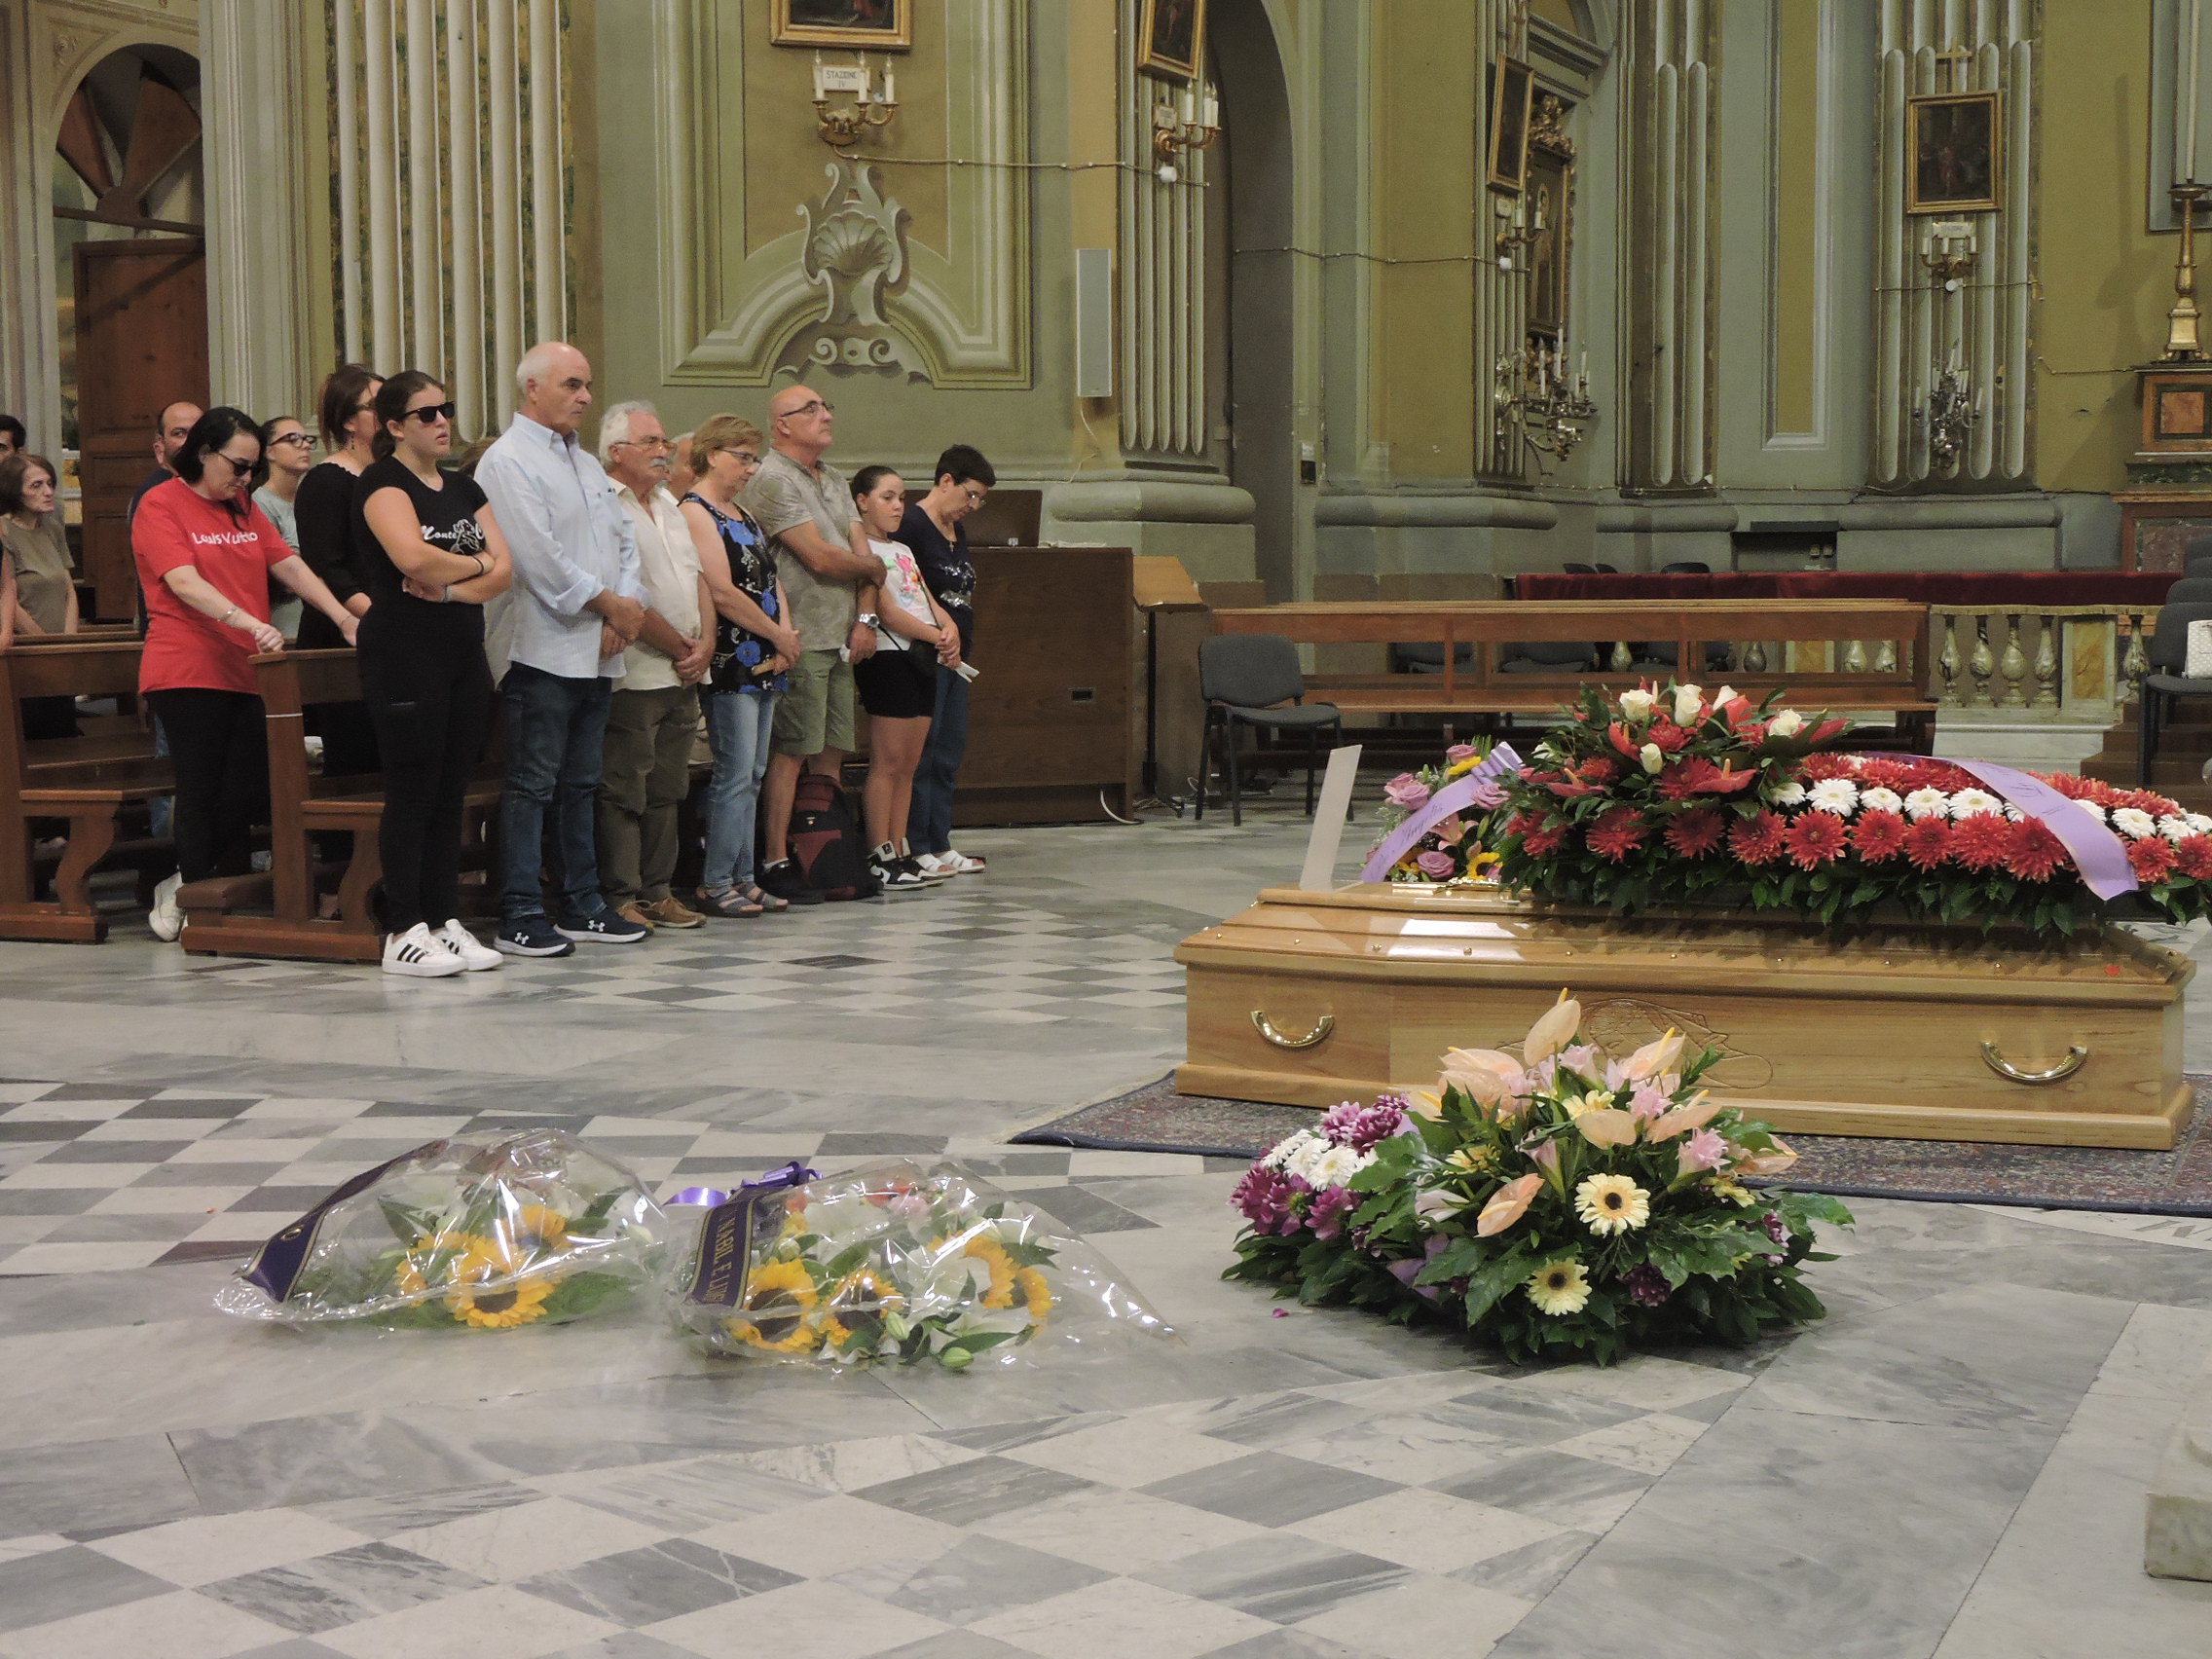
[681,414,802,917]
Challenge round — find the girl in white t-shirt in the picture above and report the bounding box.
[850,465,961,890]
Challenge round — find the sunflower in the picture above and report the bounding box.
[1014,1267,1052,1321]
[1526,1259,1592,1316]
[963,1236,1018,1309]
[725,1258,821,1354]
[490,1202,570,1261]
[829,1268,904,1315]
[1573,1174,1651,1235]
[393,1231,495,1299]
[445,1271,557,1329]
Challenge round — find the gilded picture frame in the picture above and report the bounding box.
[771,0,912,53]
[1487,54,1535,195]
[1526,104,1575,338]
[1906,91,2001,215]
[1136,0,1208,85]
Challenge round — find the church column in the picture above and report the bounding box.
[0,1,50,439]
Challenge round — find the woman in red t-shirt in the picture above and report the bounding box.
[133,407,359,935]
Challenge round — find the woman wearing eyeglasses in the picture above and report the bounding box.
[293,364,384,777]
[253,415,316,639]
[350,371,514,977]
[132,407,360,939]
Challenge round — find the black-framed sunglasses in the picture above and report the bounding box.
[208,450,261,473]
[404,402,458,424]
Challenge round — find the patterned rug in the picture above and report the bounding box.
[1014,1074,2212,1216]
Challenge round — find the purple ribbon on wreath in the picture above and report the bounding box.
[1947,759,2140,901]
[1360,743,1524,884]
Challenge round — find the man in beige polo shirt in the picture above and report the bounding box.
[741,382,881,902]
[597,400,713,930]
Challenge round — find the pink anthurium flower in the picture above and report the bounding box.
[1476,1172,1544,1237]
[1645,1093,1721,1141]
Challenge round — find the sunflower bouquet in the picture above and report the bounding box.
[215,1128,670,1329]
[672,1161,1173,1370]
[1224,994,1853,1365]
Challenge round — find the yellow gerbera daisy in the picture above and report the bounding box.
[1446,756,1479,780]
[963,1236,1017,1309]
[1014,1267,1052,1321]
[1526,1258,1591,1316]
[1573,1173,1651,1235]
[726,1258,821,1354]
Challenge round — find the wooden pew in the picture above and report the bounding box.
[0,639,171,942]
[180,649,499,962]
[1210,598,1937,752]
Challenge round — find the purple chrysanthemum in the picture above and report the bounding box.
[1308,1184,1359,1242]
[1230,1164,1306,1235]
[1620,1262,1672,1308]
[1319,1096,1409,1152]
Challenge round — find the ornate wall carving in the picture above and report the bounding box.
[654,0,1029,389]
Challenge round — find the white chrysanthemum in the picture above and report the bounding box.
[1903,788,1951,822]
[1948,789,2004,820]
[1807,779,1860,816]
[1768,780,1809,807]
[2113,807,2158,840]
[1860,786,1903,813]
[2072,800,2107,825]
[1304,1144,1374,1189]
[2004,804,2024,822]
[2187,813,2212,834]
[2160,815,2193,842]
[1262,1129,1320,1172]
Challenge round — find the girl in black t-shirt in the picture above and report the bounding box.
[351,371,514,977]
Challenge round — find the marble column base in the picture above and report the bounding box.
[2146,1364,2212,1580]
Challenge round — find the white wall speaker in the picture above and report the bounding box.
[1074,247,1114,400]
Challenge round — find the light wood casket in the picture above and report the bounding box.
[1175,885,2194,1150]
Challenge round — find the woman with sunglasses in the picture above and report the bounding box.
[351,372,514,977]
[132,408,360,939]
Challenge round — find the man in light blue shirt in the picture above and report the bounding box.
[475,342,654,954]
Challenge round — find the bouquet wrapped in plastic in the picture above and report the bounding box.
[671,1161,1174,1369]
[214,1128,671,1328]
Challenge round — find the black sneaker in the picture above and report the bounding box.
[870,844,928,892]
[758,859,825,905]
[556,908,650,943]
[496,916,576,957]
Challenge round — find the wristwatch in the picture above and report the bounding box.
[856,611,879,630]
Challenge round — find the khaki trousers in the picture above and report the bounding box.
[596,682,699,904]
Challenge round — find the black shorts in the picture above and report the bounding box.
[854,645,937,719]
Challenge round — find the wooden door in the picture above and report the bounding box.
[73,238,205,621]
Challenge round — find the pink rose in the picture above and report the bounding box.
[1416,849,1456,878]
[1384,774,1432,811]
[1446,744,1479,762]
[1466,779,1507,812]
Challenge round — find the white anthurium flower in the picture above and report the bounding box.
[1902,788,1951,822]
[1948,790,2004,820]
[1767,708,1805,737]
[1640,742,1665,775]
[1618,688,1656,721]
[1415,1188,1470,1225]
[1713,684,1739,706]
[1806,779,1860,816]
[1767,780,1809,807]
[2112,807,2158,840]
[2160,815,2193,843]
[1860,786,1903,813]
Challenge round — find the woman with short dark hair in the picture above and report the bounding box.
[132,408,359,940]
[897,443,996,876]
[293,364,384,776]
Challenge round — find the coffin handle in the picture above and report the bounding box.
[1251,1010,1335,1050]
[1979,1042,2086,1086]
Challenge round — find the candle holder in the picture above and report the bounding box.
[2166,181,2208,362]
[1919,219,1978,291]
[1153,85,1219,184]
[1913,360,1982,472]
[1494,339,1596,466]
[812,52,899,151]
[1494,194,1537,270]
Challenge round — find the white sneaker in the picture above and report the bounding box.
[939,849,987,875]
[383,922,465,977]
[436,919,503,972]
[148,872,185,941]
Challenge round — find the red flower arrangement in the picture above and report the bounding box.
[1490,682,2212,936]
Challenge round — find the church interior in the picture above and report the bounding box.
[2,1,2212,1655]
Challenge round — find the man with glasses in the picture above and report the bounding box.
[595,400,712,932]
[742,382,882,903]
[475,342,652,955]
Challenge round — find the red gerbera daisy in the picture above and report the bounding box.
[1901,817,1953,870]
[2003,819,2069,883]
[1949,814,2012,872]
[1728,811,1788,866]
[1505,811,1542,839]
[2130,836,2180,882]
[1800,754,1854,783]
[1520,823,1568,859]
[2046,773,2092,800]
[1850,809,1909,864]
[1855,757,1916,794]
[1784,812,1848,868]
[1665,808,1725,859]
[2178,834,2212,881]
[1586,807,1648,864]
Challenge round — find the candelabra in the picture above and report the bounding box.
[811,52,899,150]
[1152,83,1218,184]
[1913,357,1982,472]
[1494,340,1596,464]
[1493,193,1538,271]
[1919,219,1977,292]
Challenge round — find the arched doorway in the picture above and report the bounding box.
[53,46,205,620]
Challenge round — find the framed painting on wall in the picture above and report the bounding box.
[772,0,911,52]
[1526,140,1573,335]
[1488,55,1535,194]
[1137,0,1208,84]
[1906,91,2001,215]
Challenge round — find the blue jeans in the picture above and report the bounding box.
[499,661,613,922]
[905,665,968,855]
[701,687,778,893]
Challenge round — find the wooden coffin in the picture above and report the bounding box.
[1175,885,2194,1150]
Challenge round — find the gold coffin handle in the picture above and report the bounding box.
[1979,1041,2087,1086]
[1252,1009,1335,1050]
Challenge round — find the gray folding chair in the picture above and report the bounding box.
[2164,577,2212,606]
[1198,634,1345,826]
[2136,600,2212,784]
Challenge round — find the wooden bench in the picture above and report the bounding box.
[1209,598,1937,752]
[180,649,499,962]
[0,639,171,942]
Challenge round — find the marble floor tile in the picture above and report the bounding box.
[1283,1488,1564,1575]
[313,1583,620,1659]
[536,1636,703,1659]
[866,1635,1042,1659]
[1449,1530,1600,1602]
[535,1456,834,1531]
[1427,1450,1654,1533]
[687,1493,967,1580]
[841,1532,1111,1627]
[0,1587,297,1659]
[87,1510,373,1589]
[381,1495,673,1582]
[0,1544,171,1635]
[1543,1411,1712,1476]
[1135,1531,1411,1623]
[519,1538,801,1627]
[0,1433,203,1536]
[848,1455,1103,1528]
[969,1577,1278,1659]
[1140,1451,1403,1527]
[721,1433,985,1496]
[197,1542,488,1636]
[967,1486,1275,1576]
[1292,1574,1532,1659]
[642,1579,949,1659]
[994,1419,1249,1488]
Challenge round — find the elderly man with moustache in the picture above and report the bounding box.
[475,342,658,956]
[595,400,712,932]
[742,383,880,903]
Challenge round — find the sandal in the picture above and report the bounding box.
[696,886,764,919]
[742,883,790,913]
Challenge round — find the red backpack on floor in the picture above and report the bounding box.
[789,772,881,902]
